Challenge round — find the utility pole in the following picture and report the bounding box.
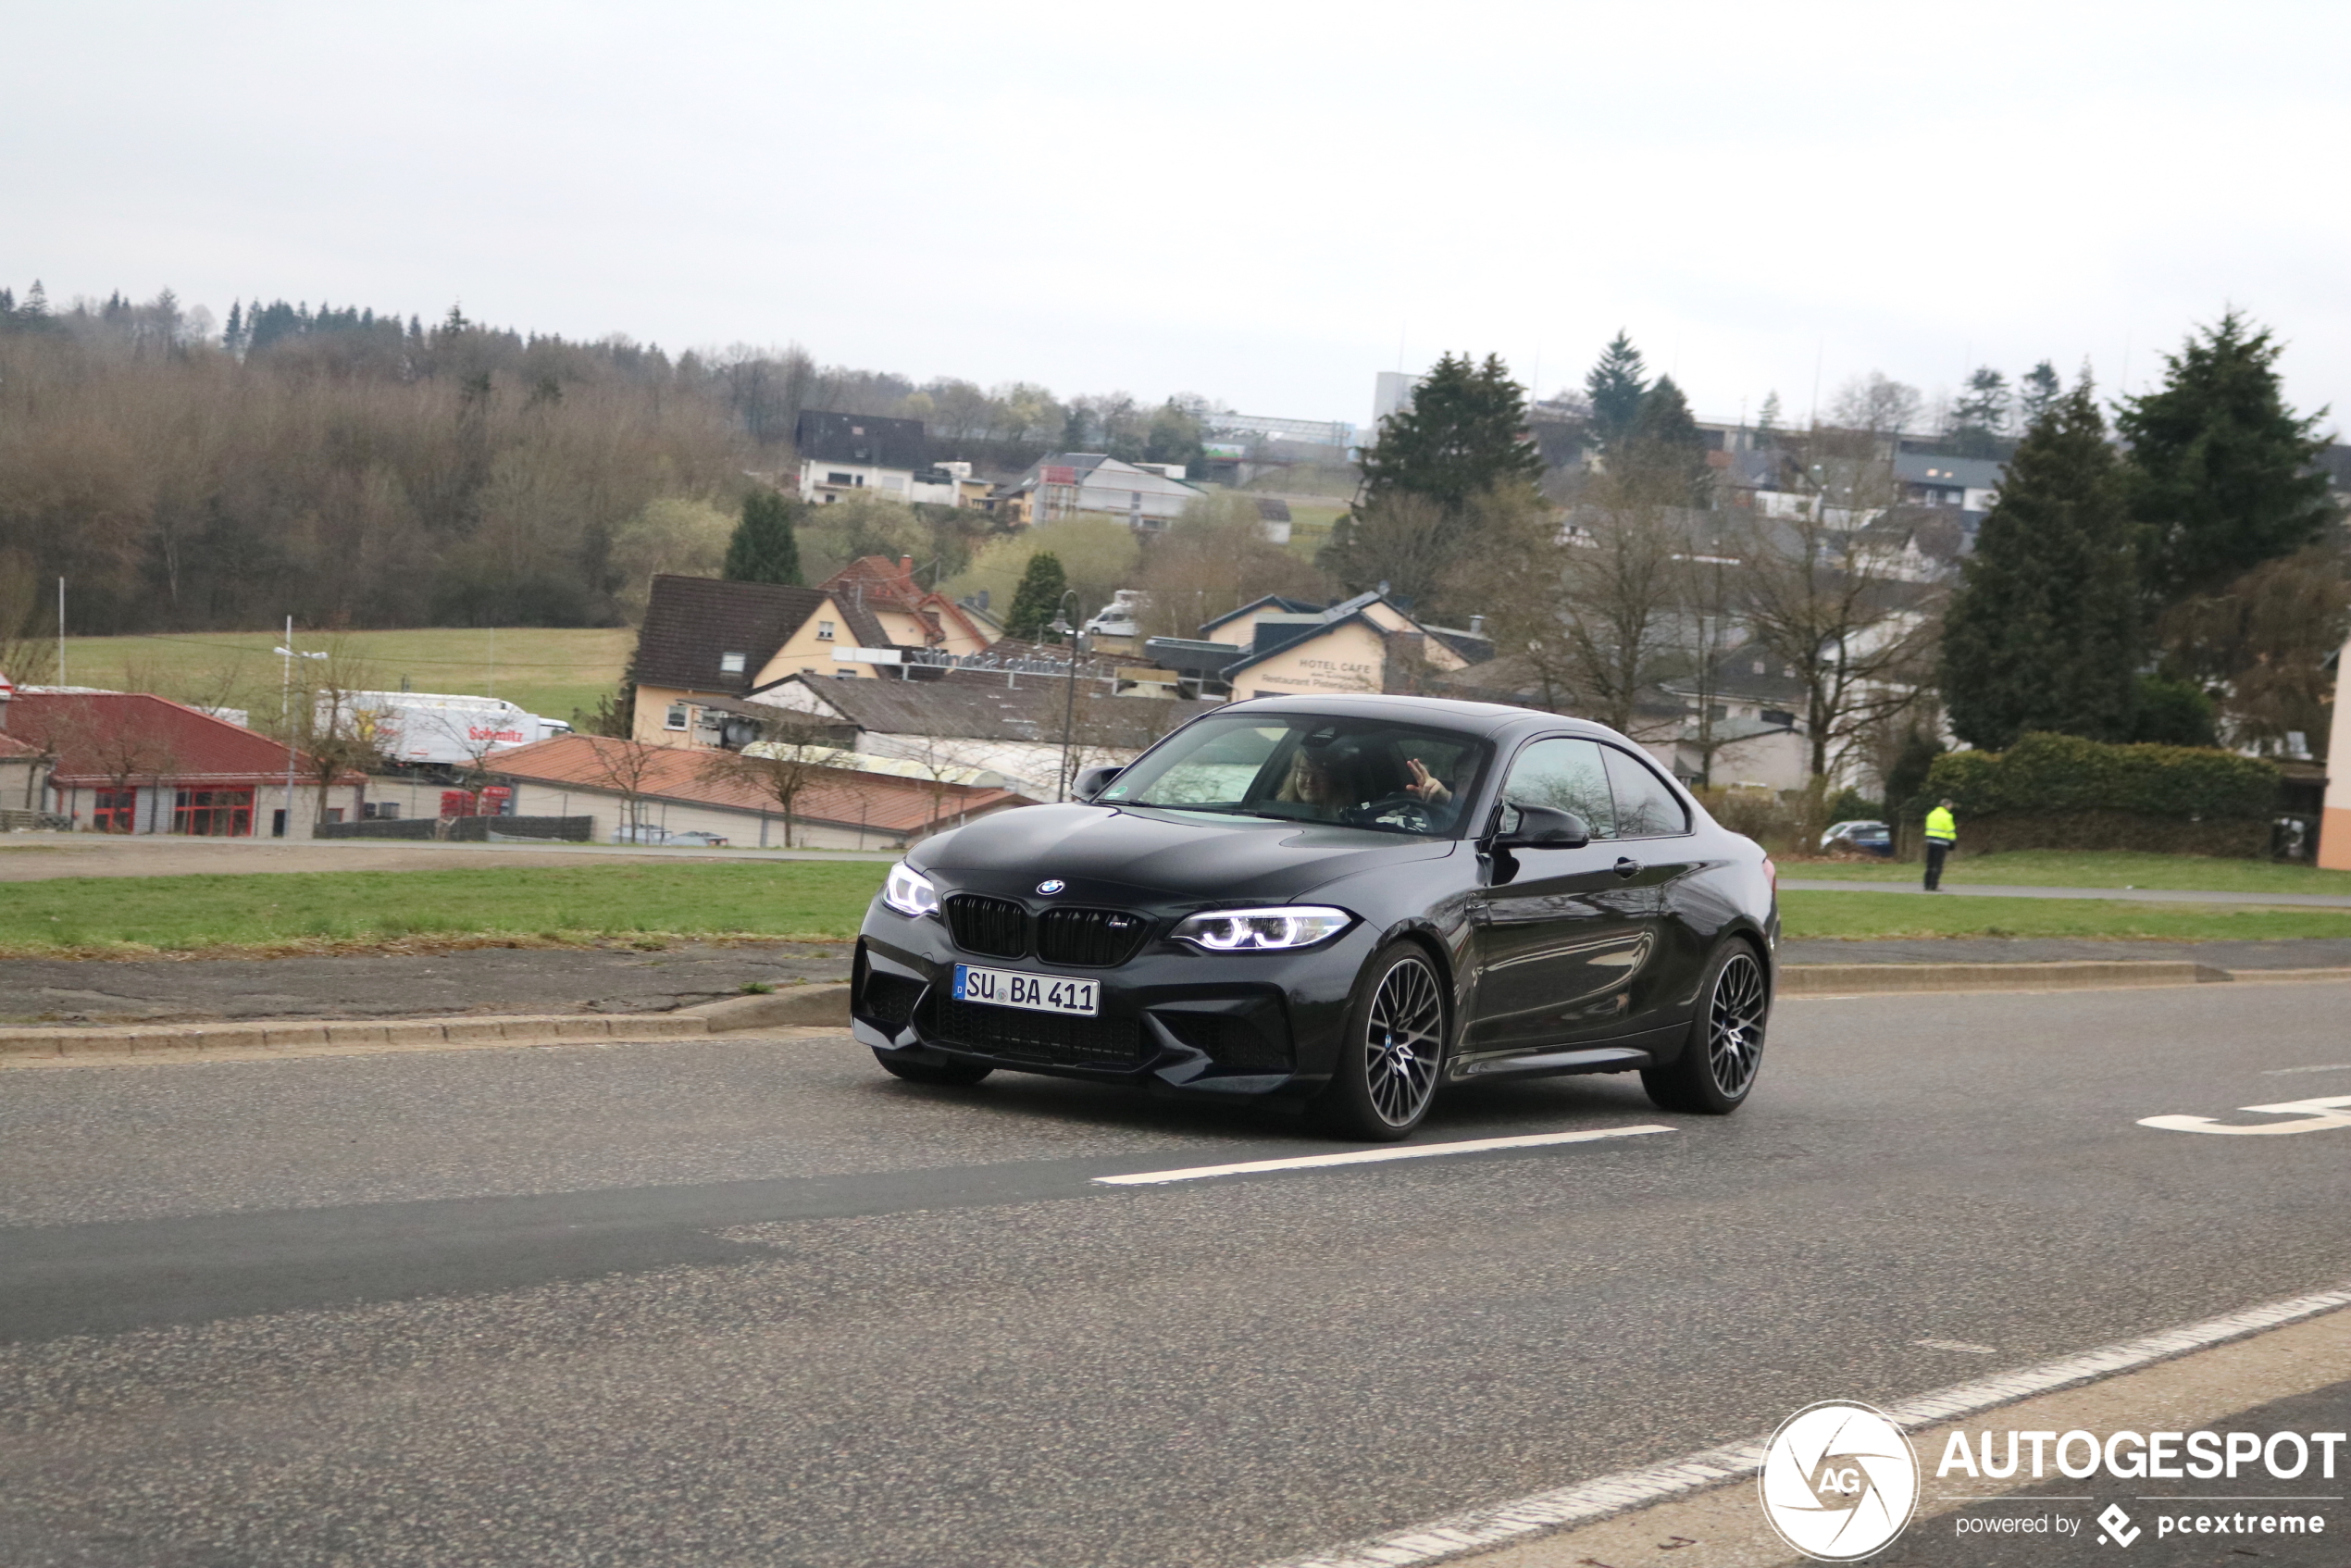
[56,578,65,686]
[1049,590,1083,802]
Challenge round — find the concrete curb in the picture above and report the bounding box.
[1781,959,2242,995]
[678,983,854,1028]
[0,983,859,1062]
[6,966,2346,1061]
[0,1013,719,1060]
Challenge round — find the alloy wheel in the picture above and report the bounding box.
[1364,955,1442,1126]
[1706,951,1766,1096]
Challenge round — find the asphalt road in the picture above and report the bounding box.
[0,985,2346,1567]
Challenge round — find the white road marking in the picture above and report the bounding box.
[1913,1338,1998,1354]
[2261,1062,2351,1076]
[1254,1281,2351,1568]
[1092,1126,1676,1187]
[2140,1093,2351,1136]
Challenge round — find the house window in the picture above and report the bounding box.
[827,472,853,487]
[665,703,690,730]
[92,789,139,833]
[173,788,254,837]
[816,620,836,641]
[720,652,746,674]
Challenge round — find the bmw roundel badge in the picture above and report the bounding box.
[1036,878,1065,895]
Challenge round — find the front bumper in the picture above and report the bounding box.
[853,901,1377,1098]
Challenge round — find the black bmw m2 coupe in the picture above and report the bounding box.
[852,694,1778,1139]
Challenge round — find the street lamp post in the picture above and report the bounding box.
[1047,590,1086,802]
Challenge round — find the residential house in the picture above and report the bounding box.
[823,555,996,656]
[752,666,1218,801]
[487,733,1024,850]
[1145,590,1483,702]
[1894,451,2003,516]
[7,691,364,837]
[992,453,1208,529]
[630,562,1002,751]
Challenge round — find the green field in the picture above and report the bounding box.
[1777,890,2351,942]
[1785,849,2351,898]
[0,862,889,956]
[55,627,633,727]
[8,859,2351,959]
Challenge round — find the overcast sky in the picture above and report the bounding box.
[6,1,2345,435]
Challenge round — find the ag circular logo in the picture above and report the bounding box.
[1758,1400,1919,1562]
[1035,879,1065,895]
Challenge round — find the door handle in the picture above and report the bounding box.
[1613,857,1641,878]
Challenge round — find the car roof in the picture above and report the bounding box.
[1214,692,1620,744]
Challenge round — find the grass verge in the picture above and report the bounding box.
[1782,849,2351,897]
[13,862,2351,960]
[1,863,889,957]
[1779,890,2351,942]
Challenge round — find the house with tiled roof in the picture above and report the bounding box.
[6,691,363,837]
[486,733,1024,849]
[1144,590,1483,702]
[630,564,1004,753]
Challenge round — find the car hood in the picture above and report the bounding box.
[915,803,1457,904]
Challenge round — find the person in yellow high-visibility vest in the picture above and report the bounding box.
[1922,799,1958,890]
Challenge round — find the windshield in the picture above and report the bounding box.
[1100,714,1490,838]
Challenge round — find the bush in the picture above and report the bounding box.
[1919,732,2279,822]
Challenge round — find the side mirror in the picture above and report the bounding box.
[1071,765,1123,803]
[1494,803,1590,850]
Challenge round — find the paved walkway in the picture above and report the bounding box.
[1781,877,2351,909]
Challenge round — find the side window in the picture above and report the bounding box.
[1603,746,1689,837]
[1499,738,1617,840]
[664,703,689,731]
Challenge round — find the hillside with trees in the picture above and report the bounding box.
[0,282,1216,646]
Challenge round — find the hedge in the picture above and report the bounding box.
[1919,732,2280,822]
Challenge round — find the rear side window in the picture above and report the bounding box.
[1499,738,1617,840]
[1603,747,1689,837]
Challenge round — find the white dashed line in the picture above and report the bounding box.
[1092,1126,1676,1187]
[1254,1281,2351,1568]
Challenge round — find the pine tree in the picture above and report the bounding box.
[1947,367,2010,457]
[1940,380,2143,750]
[1583,331,1649,449]
[2117,310,2333,606]
[2016,361,2061,427]
[1355,352,1542,510]
[722,489,802,585]
[1621,374,1710,504]
[223,300,243,355]
[1004,552,1068,640]
[1754,391,1783,448]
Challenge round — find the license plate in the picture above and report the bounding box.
[952,964,1100,1017]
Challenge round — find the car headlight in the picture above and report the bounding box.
[1170,906,1352,952]
[882,862,940,918]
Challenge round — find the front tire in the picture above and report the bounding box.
[1314,942,1446,1141]
[873,1052,994,1087]
[1642,940,1767,1114]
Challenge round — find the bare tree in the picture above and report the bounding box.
[1729,434,1943,781]
[1471,476,1684,737]
[715,714,851,847]
[1828,372,1923,439]
[577,736,667,842]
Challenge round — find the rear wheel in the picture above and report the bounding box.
[873,1052,995,1087]
[1315,942,1446,1141]
[1641,940,1767,1114]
